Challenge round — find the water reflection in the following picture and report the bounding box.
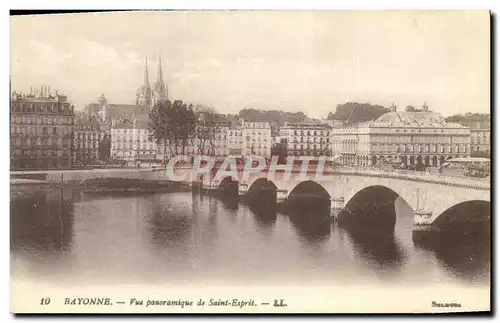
[346,227,406,271]
[248,203,277,228]
[11,188,75,255]
[147,194,193,249]
[414,226,490,283]
[219,195,239,211]
[286,202,331,248]
[10,189,491,287]
[340,202,407,271]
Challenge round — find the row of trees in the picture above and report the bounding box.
[445,113,490,124]
[148,100,226,164]
[238,108,308,125]
[327,102,389,123]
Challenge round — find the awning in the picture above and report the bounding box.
[447,157,490,163]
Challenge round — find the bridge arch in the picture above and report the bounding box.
[248,177,277,194]
[246,178,278,209]
[340,185,412,230]
[282,180,332,217]
[217,175,240,198]
[219,175,239,186]
[432,200,490,229]
[344,185,411,209]
[288,180,331,199]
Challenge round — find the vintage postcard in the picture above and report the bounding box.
[10,10,491,314]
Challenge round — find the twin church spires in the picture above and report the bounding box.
[136,50,168,107]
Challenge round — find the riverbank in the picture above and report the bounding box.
[83,178,192,193]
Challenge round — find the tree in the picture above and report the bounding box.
[148,99,197,164]
[238,108,307,126]
[194,105,228,156]
[148,100,171,165]
[327,102,389,123]
[445,113,490,125]
[98,134,111,161]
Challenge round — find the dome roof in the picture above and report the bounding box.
[373,111,464,127]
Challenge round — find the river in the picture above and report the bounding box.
[10,187,490,289]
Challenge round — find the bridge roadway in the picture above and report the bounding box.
[11,166,490,230]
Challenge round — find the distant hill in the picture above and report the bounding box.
[327,102,389,124]
[238,108,307,125]
[445,113,490,125]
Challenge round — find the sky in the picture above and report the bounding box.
[10,11,490,118]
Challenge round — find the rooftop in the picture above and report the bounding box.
[373,111,467,128]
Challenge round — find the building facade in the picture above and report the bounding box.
[331,104,471,167]
[74,116,100,165]
[10,87,75,170]
[110,117,163,164]
[226,127,244,156]
[242,120,272,157]
[194,113,230,157]
[279,121,332,157]
[469,121,490,157]
[199,126,229,157]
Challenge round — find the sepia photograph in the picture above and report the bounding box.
[9,10,491,314]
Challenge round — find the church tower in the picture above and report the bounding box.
[152,49,168,106]
[136,55,152,108]
[98,93,108,121]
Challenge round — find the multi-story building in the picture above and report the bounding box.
[279,121,332,157]
[110,117,163,164]
[333,105,471,166]
[194,113,230,157]
[226,127,244,157]
[199,125,229,157]
[224,119,272,158]
[468,121,490,157]
[10,86,75,170]
[331,104,471,167]
[242,120,272,157]
[74,116,100,165]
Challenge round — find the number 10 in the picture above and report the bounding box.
[40,298,51,305]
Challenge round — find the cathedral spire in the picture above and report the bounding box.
[157,49,163,83]
[143,54,150,87]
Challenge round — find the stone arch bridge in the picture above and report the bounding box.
[205,167,490,230]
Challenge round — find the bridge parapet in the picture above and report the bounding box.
[330,167,490,190]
